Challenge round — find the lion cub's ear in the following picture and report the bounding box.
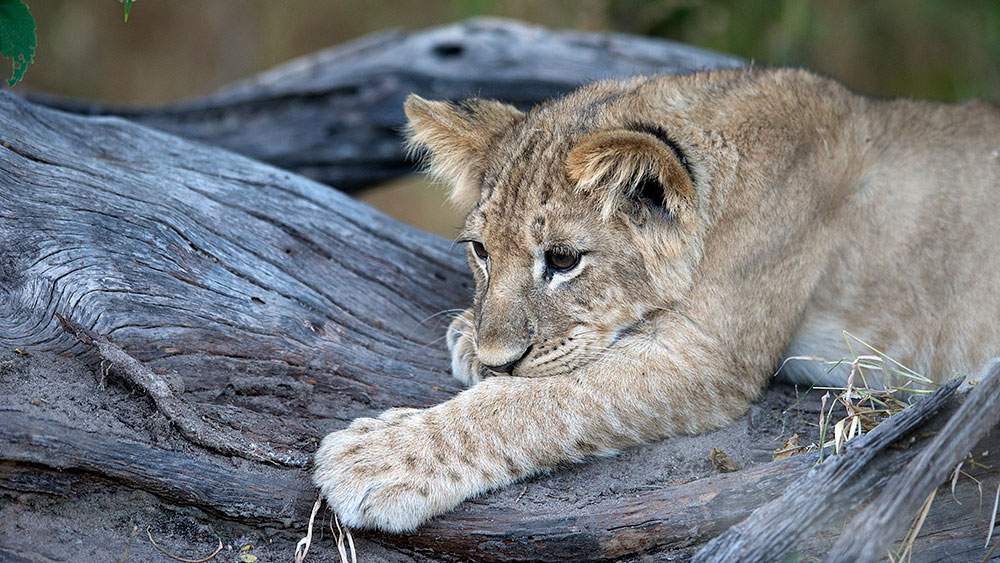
[404,94,523,210]
[566,130,695,224]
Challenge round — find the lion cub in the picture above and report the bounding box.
[314,67,1000,532]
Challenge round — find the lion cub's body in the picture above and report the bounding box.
[314,68,1000,532]
[780,92,1000,386]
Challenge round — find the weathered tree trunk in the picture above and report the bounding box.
[30,18,742,193]
[2,21,999,563]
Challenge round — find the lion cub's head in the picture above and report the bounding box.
[405,80,707,382]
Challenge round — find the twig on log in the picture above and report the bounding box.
[0,410,310,520]
[694,377,963,562]
[827,361,1000,562]
[56,312,309,468]
[146,526,223,563]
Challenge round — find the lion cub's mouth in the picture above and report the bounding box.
[480,321,645,378]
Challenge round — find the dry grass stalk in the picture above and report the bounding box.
[983,534,1000,563]
[889,489,936,563]
[772,433,812,461]
[293,499,357,563]
[331,512,357,563]
[294,493,323,563]
[949,454,988,508]
[986,481,1000,550]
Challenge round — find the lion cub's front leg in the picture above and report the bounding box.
[313,381,546,532]
[312,383,534,532]
[313,327,756,531]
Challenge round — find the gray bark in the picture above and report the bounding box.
[827,361,1000,562]
[2,22,998,562]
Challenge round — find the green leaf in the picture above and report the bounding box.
[120,0,134,23]
[0,0,36,87]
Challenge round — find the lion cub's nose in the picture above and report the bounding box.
[480,345,532,375]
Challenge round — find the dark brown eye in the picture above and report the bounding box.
[471,241,489,260]
[545,246,580,272]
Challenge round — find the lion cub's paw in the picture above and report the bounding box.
[447,308,487,386]
[312,409,464,532]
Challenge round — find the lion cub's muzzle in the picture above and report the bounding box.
[480,344,533,375]
[474,303,534,375]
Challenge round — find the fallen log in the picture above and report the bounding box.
[2,29,998,562]
[30,18,742,193]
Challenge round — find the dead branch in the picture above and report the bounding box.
[828,362,1000,561]
[30,18,742,192]
[694,378,962,562]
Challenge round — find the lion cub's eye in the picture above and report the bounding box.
[471,241,489,260]
[545,245,581,272]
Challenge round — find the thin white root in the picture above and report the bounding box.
[145,526,222,563]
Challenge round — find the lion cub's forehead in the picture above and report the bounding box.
[475,84,650,206]
[472,182,600,257]
[478,123,589,207]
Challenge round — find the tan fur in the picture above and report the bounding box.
[567,130,695,221]
[313,68,1000,532]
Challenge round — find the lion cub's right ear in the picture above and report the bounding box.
[566,129,696,225]
[404,94,523,210]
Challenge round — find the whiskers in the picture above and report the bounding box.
[448,310,475,330]
[414,308,469,328]
[523,329,645,377]
[573,342,646,368]
[408,308,471,350]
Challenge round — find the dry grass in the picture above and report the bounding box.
[777,331,939,462]
[889,489,937,563]
[294,494,323,563]
[986,482,1000,551]
[295,494,357,563]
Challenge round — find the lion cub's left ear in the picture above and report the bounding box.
[566,130,696,224]
[404,94,523,210]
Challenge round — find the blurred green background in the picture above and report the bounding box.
[14,0,1000,237]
